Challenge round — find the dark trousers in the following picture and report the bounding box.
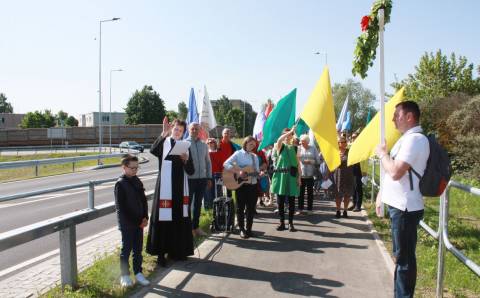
[353,176,363,209]
[236,183,257,232]
[188,178,207,229]
[120,227,143,275]
[299,177,314,211]
[278,195,295,224]
[388,206,424,298]
[205,173,223,209]
[204,178,215,209]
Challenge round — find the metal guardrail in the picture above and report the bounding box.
[0,153,125,170]
[0,151,140,176]
[367,158,480,297]
[0,170,157,288]
[0,144,151,156]
[436,181,480,297]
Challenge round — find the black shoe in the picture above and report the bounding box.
[246,230,254,237]
[240,230,249,239]
[259,200,265,207]
[289,224,296,232]
[348,206,355,211]
[335,211,341,218]
[353,208,361,212]
[342,211,348,218]
[276,224,286,231]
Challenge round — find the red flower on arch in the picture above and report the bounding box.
[361,15,370,32]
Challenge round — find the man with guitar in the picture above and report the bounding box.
[223,136,261,239]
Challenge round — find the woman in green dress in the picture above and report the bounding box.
[270,128,301,231]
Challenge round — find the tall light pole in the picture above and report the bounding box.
[243,100,246,137]
[98,17,120,154]
[109,68,123,153]
[314,51,328,65]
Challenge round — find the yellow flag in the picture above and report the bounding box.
[300,67,340,171]
[347,87,405,166]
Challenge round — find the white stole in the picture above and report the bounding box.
[158,137,190,221]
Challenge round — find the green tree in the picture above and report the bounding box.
[225,108,244,137]
[392,50,480,103]
[165,110,179,122]
[332,79,376,132]
[0,93,13,113]
[56,110,68,126]
[177,101,188,121]
[125,85,166,125]
[392,50,480,135]
[445,95,480,179]
[213,95,232,126]
[20,110,56,128]
[66,115,78,127]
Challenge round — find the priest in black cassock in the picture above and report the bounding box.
[146,117,195,266]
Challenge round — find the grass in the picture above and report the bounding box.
[41,208,214,298]
[365,173,480,298]
[0,153,120,182]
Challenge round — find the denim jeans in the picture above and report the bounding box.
[188,178,207,229]
[388,205,424,298]
[120,227,143,275]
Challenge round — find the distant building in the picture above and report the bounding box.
[0,113,25,129]
[78,112,126,127]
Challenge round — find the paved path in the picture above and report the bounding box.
[0,197,394,297]
[132,199,394,298]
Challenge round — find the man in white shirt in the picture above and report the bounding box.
[375,101,429,298]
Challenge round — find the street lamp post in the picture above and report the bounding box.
[314,51,328,65]
[98,17,120,155]
[243,100,246,137]
[109,68,123,153]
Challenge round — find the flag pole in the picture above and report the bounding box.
[378,8,386,217]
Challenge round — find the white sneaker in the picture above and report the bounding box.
[120,275,133,287]
[135,272,150,286]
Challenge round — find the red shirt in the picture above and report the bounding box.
[209,151,223,174]
[217,139,234,170]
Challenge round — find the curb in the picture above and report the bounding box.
[130,233,231,298]
[361,209,395,277]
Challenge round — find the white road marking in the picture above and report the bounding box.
[0,175,156,209]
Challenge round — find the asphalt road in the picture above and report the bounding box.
[0,152,159,277]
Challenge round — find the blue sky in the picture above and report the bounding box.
[1,0,479,118]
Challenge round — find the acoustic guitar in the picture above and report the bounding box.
[222,166,260,190]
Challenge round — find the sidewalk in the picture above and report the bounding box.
[0,227,122,298]
[132,198,394,298]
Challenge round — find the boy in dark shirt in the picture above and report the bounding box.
[114,154,150,287]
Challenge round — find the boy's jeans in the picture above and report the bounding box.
[120,226,143,275]
[388,206,424,298]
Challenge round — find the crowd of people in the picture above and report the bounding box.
[114,101,429,297]
[114,118,366,287]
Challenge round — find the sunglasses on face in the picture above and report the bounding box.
[127,166,139,170]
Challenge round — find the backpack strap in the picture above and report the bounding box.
[408,167,422,191]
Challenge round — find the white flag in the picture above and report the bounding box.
[200,85,217,130]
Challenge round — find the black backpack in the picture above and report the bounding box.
[409,134,452,197]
